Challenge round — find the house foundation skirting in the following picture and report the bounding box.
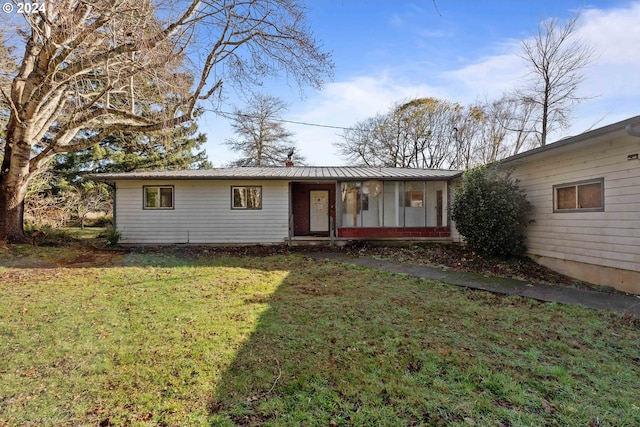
[338,227,450,239]
[530,255,640,294]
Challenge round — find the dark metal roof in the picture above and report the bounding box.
[90,166,461,182]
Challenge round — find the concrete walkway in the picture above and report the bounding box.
[307,252,640,315]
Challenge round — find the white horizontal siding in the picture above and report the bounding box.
[510,134,640,273]
[115,180,289,244]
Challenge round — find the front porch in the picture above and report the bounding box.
[288,179,452,245]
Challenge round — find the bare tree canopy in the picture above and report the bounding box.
[336,96,547,170]
[336,98,467,169]
[0,0,333,242]
[516,15,595,146]
[472,96,537,161]
[225,94,304,166]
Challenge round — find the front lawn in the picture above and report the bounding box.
[1,246,638,426]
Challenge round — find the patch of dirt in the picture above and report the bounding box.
[0,268,72,284]
[58,251,125,267]
[0,246,125,269]
[0,258,58,268]
[230,412,275,427]
[123,244,291,260]
[109,245,293,268]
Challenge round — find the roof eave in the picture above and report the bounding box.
[499,115,640,166]
[89,173,460,182]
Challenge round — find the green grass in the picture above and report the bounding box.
[1,246,639,426]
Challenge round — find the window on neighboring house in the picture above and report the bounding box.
[144,186,174,209]
[554,179,604,212]
[232,186,262,209]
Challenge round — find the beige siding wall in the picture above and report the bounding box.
[508,135,640,290]
[115,180,289,244]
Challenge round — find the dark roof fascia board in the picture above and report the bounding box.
[89,168,461,182]
[92,176,455,182]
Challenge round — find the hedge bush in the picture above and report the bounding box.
[451,166,532,257]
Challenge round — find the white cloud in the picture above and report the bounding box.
[559,3,640,134]
[580,4,640,64]
[440,45,525,102]
[301,75,443,121]
[288,74,448,165]
[578,3,640,96]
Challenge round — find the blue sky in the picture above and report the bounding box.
[200,0,640,166]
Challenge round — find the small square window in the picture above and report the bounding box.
[144,186,173,209]
[232,186,262,209]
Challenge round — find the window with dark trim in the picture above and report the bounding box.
[144,186,174,209]
[232,186,262,209]
[553,178,604,212]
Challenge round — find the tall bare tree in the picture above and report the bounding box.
[452,104,485,169]
[470,96,537,164]
[0,0,332,242]
[225,94,304,166]
[517,15,595,146]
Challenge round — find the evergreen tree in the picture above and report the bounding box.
[53,120,211,183]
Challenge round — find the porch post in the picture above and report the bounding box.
[288,214,294,247]
[330,216,335,246]
[288,182,293,246]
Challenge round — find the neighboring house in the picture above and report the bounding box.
[92,167,458,246]
[455,115,640,293]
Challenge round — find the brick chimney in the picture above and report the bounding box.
[285,148,295,167]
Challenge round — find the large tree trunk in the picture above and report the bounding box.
[0,123,35,243]
[0,178,29,243]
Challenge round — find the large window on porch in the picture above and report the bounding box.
[340,180,446,227]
